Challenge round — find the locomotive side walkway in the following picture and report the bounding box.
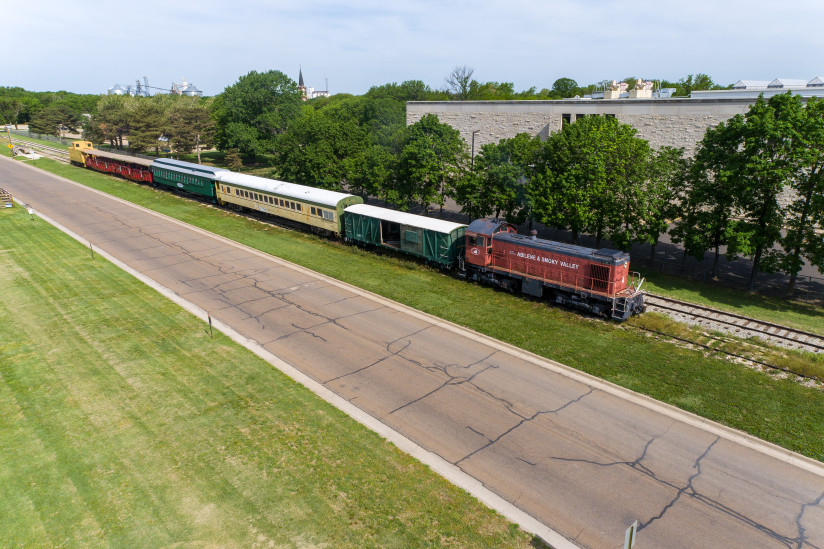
[3,156,824,549]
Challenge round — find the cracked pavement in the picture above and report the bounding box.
[3,158,824,549]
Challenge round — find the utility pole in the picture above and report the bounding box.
[4,122,15,155]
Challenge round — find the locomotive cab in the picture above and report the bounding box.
[464,218,515,268]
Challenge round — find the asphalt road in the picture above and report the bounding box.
[3,157,824,549]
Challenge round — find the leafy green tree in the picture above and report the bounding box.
[0,96,25,126]
[348,144,397,199]
[773,96,824,293]
[456,133,539,222]
[213,70,302,159]
[639,147,688,260]
[275,100,369,189]
[724,94,800,289]
[531,118,606,244]
[675,73,725,96]
[671,115,743,277]
[600,126,652,251]
[365,80,445,103]
[532,116,651,248]
[394,114,469,212]
[551,78,580,99]
[466,81,516,100]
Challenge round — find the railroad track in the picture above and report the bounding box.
[645,293,824,354]
[2,136,70,163]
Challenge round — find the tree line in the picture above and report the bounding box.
[211,71,822,292]
[83,95,215,161]
[10,70,820,291]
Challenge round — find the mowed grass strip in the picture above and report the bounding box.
[12,158,824,463]
[0,206,537,547]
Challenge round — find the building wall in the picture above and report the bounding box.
[406,98,799,207]
[406,98,755,158]
[613,113,733,157]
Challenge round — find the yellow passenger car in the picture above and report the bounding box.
[213,172,362,236]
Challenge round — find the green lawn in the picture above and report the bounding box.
[8,157,824,465]
[0,205,539,548]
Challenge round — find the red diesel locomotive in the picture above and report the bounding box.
[459,218,646,320]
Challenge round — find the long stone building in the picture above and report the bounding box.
[406,97,756,158]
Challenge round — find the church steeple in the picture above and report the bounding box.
[298,66,307,100]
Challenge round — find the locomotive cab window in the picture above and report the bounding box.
[468,235,486,247]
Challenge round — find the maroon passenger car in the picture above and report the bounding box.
[83,149,154,184]
[459,218,645,320]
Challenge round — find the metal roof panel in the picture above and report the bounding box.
[214,171,357,208]
[344,204,466,234]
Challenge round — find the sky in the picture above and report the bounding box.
[5,0,824,97]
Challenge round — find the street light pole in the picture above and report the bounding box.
[469,130,480,220]
[471,129,480,167]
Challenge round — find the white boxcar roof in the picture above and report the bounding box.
[214,171,357,208]
[344,203,466,234]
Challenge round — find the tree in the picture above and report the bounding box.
[168,98,215,163]
[28,104,80,137]
[275,100,369,189]
[600,124,651,251]
[725,94,800,289]
[394,114,468,212]
[348,143,397,199]
[774,96,824,294]
[128,98,167,154]
[551,78,580,99]
[671,115,743,278]
[225,148,243,171]
[213,70,302,159]
[445,66,475,100]
[676,73,723,96]
[0,96,25,126]
[456,133,539,222]
[640,147,688,260]
[531,116,651,248]
[90,95,133,148]
[531,118,606,244]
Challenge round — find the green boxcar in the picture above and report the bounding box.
[344,204,466,268]
[150,158,227,200]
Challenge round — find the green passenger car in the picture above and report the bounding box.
[150,158,227,200]
[343,204,466,268]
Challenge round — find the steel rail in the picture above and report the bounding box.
[645,293,824,353]
[4,137,70,163]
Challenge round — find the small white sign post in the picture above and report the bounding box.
[624,520,638,549]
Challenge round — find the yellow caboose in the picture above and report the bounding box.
[68,140,93,166]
